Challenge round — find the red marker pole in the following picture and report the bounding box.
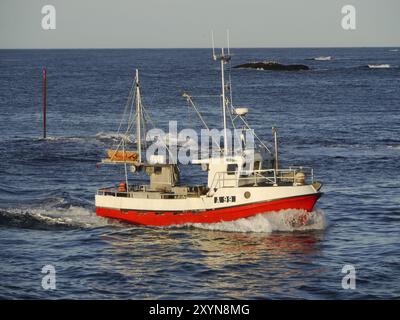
[43,67,47,139]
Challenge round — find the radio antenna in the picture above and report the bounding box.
[211,30,216,60]
[227,29,230,55]
[210,31,231,156]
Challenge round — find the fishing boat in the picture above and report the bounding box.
[95,46,323,227]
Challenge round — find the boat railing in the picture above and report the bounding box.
[288,166,314,181]
[96,184,205,199]
[96,184,150,197]
[209,167,314,189]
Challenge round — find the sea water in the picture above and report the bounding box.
[0,48,399,299]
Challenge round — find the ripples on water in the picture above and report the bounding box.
[0,48,399,299]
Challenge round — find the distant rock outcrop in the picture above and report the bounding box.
[234,61,309,71]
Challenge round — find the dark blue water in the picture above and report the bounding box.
[0,48,399,299]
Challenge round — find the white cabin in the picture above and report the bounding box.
[192,151,263,189]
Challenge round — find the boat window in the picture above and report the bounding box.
[227,164,238,175]
[254,161,260,170]
[154,166,162,174]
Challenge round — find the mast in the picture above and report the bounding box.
[42,67,47,139]
[135,69,142,163]
[272,127,279,172]
[213,46,231,156]
[220,48,228,156]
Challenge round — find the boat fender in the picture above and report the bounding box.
[118,182,127,192]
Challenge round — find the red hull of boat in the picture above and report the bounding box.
[96,193,322,226]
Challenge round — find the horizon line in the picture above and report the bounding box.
[1,45,400,50]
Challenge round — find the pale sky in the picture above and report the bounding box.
[0,0,399,48]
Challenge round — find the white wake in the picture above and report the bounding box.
[367,64,390,69]
[184,209,326,233]
[1,204,114,230]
